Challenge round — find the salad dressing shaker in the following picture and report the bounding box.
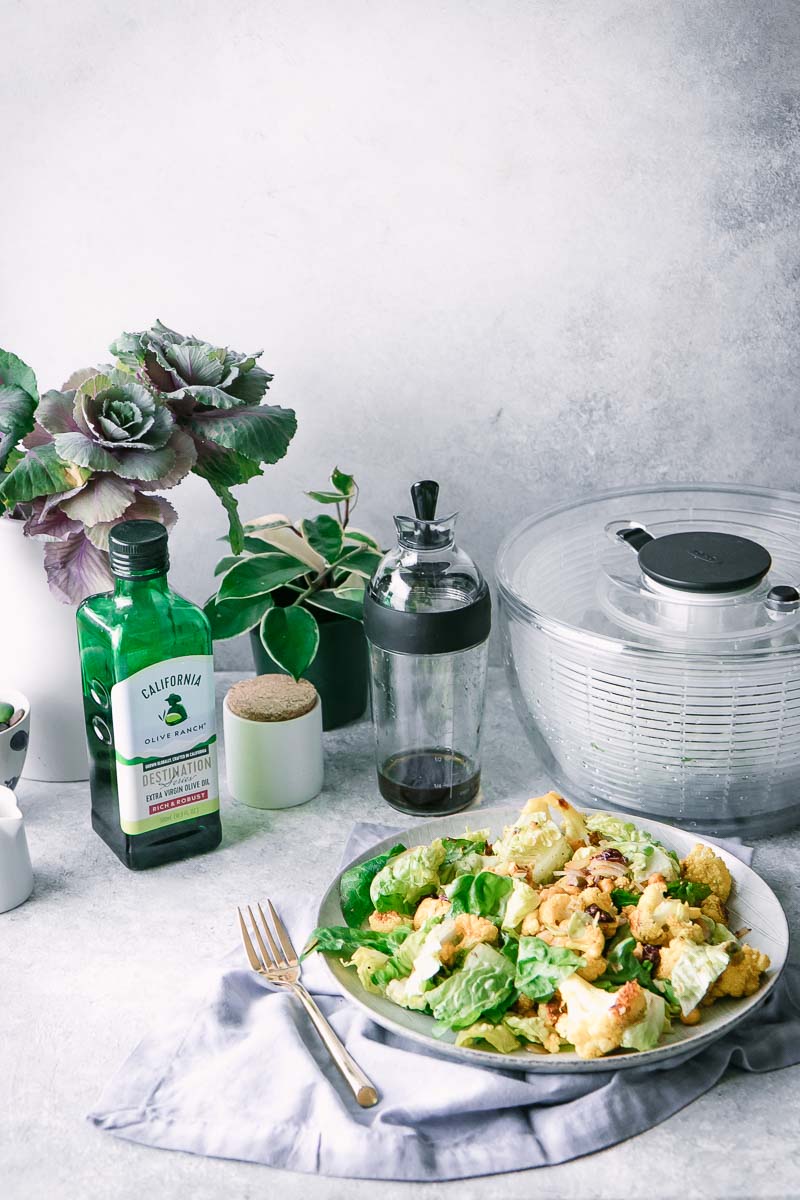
[364,481,491,815]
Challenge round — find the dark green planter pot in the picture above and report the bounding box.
[249,610,369,731]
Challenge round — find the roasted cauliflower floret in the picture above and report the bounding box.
[628,881,704,947]
[539,997,564,1030]
[556,976,647,1059]
[520,911,542,936]
[655,936,689,980]
[412,896,451,929]
[576,956,607,983]
[488,860,528,878]
[522,790,588,848]
[580,886,617,915]
[538,885,619,937]
[700,892,728,925]
[706,944,770,1000]
[439,913,498,967]
[562,845,596,873]
[539,921,607,981]
[538,892,575,927]
[367,909,412,933]
[680,844,732,903]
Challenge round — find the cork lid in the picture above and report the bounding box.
[226,674,318,723]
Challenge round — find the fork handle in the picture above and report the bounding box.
[291,982,379,1107]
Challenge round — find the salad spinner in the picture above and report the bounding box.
[496,484,800,836]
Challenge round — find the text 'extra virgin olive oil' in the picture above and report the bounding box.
[76,520,222,869]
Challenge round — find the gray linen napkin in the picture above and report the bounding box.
[88,820,800,1181]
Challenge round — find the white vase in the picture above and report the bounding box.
[0,519,88,781]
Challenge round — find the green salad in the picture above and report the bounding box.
[308,794,770,1059]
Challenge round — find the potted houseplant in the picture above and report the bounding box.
[205,468,382,729]
[0,324,296,779]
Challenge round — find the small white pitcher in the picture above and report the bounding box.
[0,786,33,913]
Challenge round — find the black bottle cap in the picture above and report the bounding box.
[638,531,771,593]
[109,520,169,578]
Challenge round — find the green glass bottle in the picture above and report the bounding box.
[76,520,222,869]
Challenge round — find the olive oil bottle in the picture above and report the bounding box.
[76,520,221,869]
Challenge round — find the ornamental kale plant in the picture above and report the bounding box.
[205,468,382,681]
[0,323,296,603]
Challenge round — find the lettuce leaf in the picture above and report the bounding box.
[586,812,679,883]
[620,989,668,1051]
[307,923,411,958]
[665,879,711,905]
[611,887,641,908]
[501,878,540,931]
[347,947,406,995]
[454,1021,521,1053]
[384,917,456,1010]
[426,943,516,1030]
[369,840,446,914]
[339,842,406,927]
[498,931,521,966]
[514,936,585,1001]
[438,833,490,882]
[446,871,514,922]
[594,931,681,1015]
[492,813,571,883]
[709,922,740,948]
[595,931,655,991]
[442,833,489,863]
[504,1013,562,1052]
[668,941,731,1016]
[448,851,492,879]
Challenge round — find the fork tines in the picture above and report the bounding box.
[238,900,299,975]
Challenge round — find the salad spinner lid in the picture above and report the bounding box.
[495,484,800,650]
[622,528,772,594]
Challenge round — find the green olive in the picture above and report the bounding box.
[0,703,13,725]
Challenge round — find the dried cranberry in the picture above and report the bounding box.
[585,904,614,923]
[640,944,660,969]
[592,847,629,865]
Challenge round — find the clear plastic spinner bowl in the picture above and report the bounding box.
[495,484,800,836]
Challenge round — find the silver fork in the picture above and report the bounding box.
[238,900,379,1108]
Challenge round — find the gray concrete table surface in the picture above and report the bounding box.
[2,668,798,1200]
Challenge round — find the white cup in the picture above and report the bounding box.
[224,694,324,809]
[0,786,34,913]
[0,687,31,791]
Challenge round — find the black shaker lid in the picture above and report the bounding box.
[364,584,491,654]
[637,530,771,593]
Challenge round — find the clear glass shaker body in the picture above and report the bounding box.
[369,641,489,815]
[364,482,491,816]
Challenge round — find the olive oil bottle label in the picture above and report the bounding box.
[110,654,219,835]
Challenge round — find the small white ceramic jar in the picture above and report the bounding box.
[224,675,324,809]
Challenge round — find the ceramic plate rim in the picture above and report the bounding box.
[317,806,789,1073]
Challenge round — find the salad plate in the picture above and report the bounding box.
[315,804,788,1073]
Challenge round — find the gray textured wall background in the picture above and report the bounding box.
[2,0,799,666]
